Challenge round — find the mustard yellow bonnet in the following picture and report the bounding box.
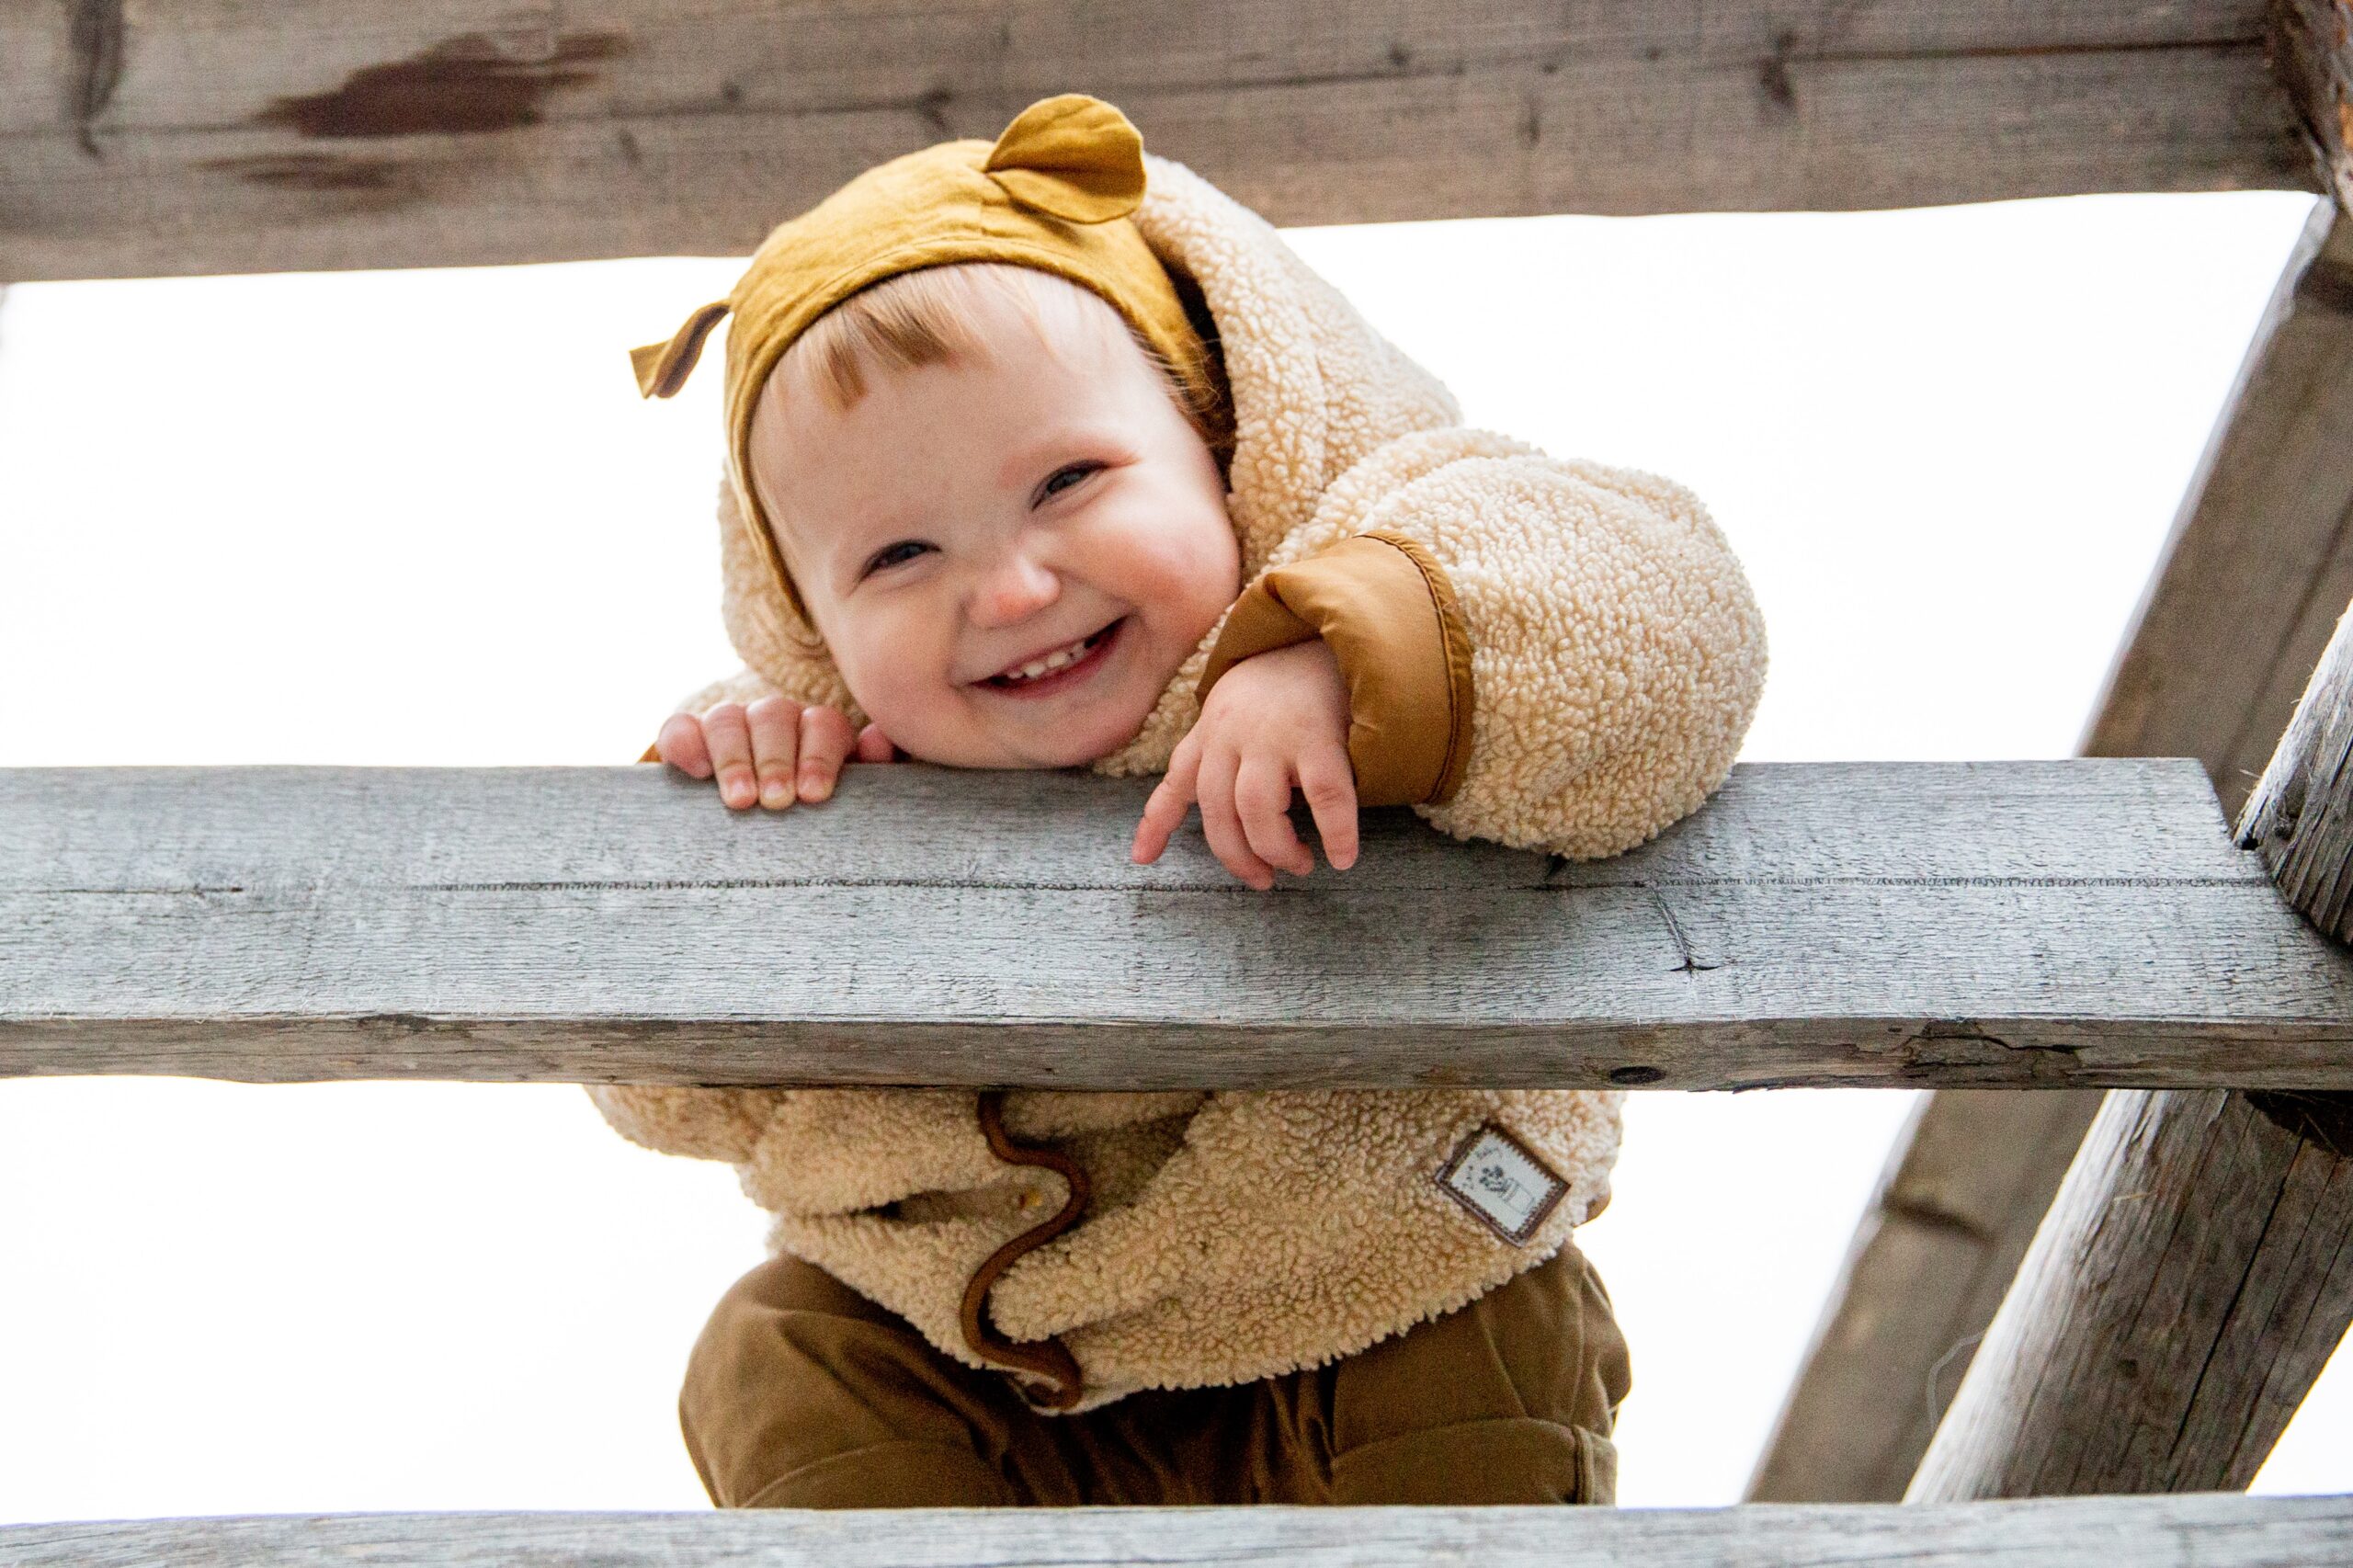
[629,95,1219,625]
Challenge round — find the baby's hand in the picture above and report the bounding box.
[654,697,897,810]
[1132,641,1358,890]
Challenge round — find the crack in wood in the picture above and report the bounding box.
[1648,886,1722,973]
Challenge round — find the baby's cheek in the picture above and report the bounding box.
[831,620,959,754]
[1119,512,1241,643]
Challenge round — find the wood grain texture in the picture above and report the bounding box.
[6,759,2353,1088]
[1905,1088,2353,1499]
[0,1,2314,281]
[2085,202,2353,822]
[1745,1089,2102,1501]
[6,1494,2353,1567]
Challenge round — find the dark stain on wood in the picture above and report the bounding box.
[67,0,126,160]
[2246,1089,2353,1156]
[254,30,625,139]
[200,153,422,204]
[2294,236,2353,318]
[1758,30,1799,117]
[915,86,955,140]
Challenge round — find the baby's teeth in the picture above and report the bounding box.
[1005,635,1091,682]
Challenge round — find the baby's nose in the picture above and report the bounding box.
[972,552,1062,627]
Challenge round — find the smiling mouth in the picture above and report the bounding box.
[978,619,1125,697]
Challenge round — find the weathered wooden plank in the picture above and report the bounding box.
[5,759,2353,1089]
[1750,197,2353,1504]
[0,1,2313,281]
[1745,1089,2099,1501]
[2084,201,2353,822]
[1904,1087,2353,1498]
[5,1494,2352,1567]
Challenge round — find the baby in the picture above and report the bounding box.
[600,95,1766,1508]
[652,258,1350,891]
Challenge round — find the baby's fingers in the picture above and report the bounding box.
[796,706,856,801]
[1234,756,1313,879]
[744,697,801,810]
[855,723,899,765]
[702,703,759,810]
[1296,749,1359,870]
[1198,751,1278,892]
[655,711,713,778]
[1131,743,1200,865]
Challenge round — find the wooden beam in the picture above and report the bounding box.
[2085,201,2353,822]
[1750,197,2353,1506]
[0,1,2314,282]
[5,1494,2352,1567]
[6,758,2353,1089]
[1906,598,2353,1502]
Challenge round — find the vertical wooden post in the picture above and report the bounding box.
[1906,602,2353,1502]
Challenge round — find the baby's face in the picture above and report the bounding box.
[749,278,1239,767]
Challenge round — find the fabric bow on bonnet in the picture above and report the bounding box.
[628,94,1218,627]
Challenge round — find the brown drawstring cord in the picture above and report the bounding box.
[958,1091,1091,1410]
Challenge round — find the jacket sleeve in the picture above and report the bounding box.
[1199,428,1766,859]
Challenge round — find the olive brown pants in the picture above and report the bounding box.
[679,1242,1631,1507]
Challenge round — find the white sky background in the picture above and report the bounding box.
[1,190,2345,1522]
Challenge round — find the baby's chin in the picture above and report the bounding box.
[890,687,1160,770]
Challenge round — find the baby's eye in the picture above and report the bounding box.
[1035,462,1101,505]
[862,540,932,577]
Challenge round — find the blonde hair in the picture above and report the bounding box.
[763,262,1224,447]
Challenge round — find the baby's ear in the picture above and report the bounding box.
[983,95,1147,224]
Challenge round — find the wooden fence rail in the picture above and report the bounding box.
[0,0,2316,281]
[6,757,2353,1089]
[3,1494,2350,1566]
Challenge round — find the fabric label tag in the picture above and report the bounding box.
[1437,1123,1569,1245]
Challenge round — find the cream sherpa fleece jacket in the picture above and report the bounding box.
[594,156,1767,1412]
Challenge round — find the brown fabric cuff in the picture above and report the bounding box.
[1195,530,1474,807]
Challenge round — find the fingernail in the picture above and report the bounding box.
[761,779,790,808]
